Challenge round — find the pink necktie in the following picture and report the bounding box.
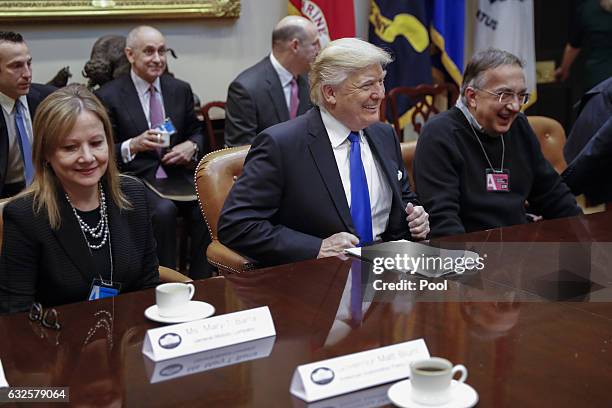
[149,85,164,127]
[149,85,167,179]
[289,78,299,119]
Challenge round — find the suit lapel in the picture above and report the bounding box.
[0,112,8,189]
[160,75,180,146]
[107,190,132,286]
[121,76,149,134]
[297,75,310,115]
[26,88,42,116]
[307,109,355,234]
[53,194,96,284]
[264,60,290,123]
[364,127,403,206]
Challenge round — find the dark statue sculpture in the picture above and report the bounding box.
[82,35,131,90]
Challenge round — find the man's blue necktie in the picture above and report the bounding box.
[14,101,34,186]
[348,131,373,245]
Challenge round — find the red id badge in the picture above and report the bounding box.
[485,169,510,192]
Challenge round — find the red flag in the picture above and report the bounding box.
[288,0,355,45]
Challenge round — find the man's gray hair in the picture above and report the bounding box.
[126,25,161,49]
[309,38,392,106]
[460,48,523,101]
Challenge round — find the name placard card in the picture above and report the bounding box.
[290,339,429,403]
[142,306,276,362]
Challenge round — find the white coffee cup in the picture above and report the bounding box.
[155,130,170,147]
[155,283,195,317]
[409,357,467,405]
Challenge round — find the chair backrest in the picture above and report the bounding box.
[385,83,459,138]
[195,146,250,241]
[526,116,567,174]
[201,101,226,151]
[400,140,418,188]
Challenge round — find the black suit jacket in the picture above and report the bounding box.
[564,76,612,164]
[96,74,206,181]
[562,77,612,204]
[0,176,159,313]
[0,83,55,196]
[224,56,311,147]
[218,107,419,267]
[563,116,612,204]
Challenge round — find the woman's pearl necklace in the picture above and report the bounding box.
[65,185,109,250]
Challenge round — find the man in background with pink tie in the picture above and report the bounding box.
[224,16,320,147]
[96,26,210,278]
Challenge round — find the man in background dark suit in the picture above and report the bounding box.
[562,76,612,205]
[0,31,55,198]
[564,77,612,164]
[218,38,429,267]
[563,77,612,205]
[224,15,320,147]
[96,26,210,278]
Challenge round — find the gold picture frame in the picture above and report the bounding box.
[0,0,240,21]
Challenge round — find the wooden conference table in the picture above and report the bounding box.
[1,211,612,407]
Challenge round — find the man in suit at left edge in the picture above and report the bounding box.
[96,26,211,279]
[0,31,55,198]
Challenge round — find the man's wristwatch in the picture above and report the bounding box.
[190,140,199,161]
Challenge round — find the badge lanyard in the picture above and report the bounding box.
[467,122,510,192]
[87,227,120,301]
[69,192,120,300]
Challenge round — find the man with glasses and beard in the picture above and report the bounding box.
[414,48,581,238]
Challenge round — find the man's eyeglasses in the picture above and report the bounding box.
[474,87,530,105]
[29,302,61,331]
[141,47,170,57]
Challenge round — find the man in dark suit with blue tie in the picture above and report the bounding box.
[224,16,320,147]
[218,38,429,267]
[96,26,210,278]
[0,31,55,198]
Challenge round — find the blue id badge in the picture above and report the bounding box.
[88,279,121,301]
[158,118,176,135]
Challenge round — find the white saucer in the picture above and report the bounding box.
[387,379,478,408]
[144,301,215,324]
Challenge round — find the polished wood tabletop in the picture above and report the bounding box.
[1,211,612,407]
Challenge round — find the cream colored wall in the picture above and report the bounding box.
[3,0,284,101]
[3,0,369,102]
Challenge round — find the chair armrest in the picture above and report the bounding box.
[206,240,257,275]
[159,266,193,283]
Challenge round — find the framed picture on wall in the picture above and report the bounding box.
[0,0,240,21]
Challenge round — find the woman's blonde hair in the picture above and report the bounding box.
[29,83,129,229]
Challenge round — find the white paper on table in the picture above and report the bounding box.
[345,240,480,278]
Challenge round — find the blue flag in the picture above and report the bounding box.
[430,0,465,86]
[369,0,432,130]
